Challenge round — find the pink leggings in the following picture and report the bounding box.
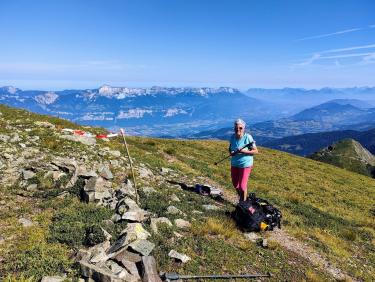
[231,166,253,192]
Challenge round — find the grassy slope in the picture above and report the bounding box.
[0,105,374,281]
[309,139,375,177]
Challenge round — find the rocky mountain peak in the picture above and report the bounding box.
[0,86,19,94]
[34,91,59,105]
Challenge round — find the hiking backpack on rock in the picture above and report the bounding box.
[233,193,282,232]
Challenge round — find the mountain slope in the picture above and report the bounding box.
[262,128,375,156]
[0,105,374,281]
[308,139,375,178]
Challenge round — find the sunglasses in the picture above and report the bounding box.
[235,127,243,130]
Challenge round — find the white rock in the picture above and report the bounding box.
[168,250,191,263]
[18,217,33,227]
[174,219,191,229]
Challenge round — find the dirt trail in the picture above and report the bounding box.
[211,181,356,282]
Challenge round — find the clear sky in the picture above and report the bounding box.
[0,0,374,90]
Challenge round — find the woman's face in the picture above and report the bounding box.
[234,124,244,138]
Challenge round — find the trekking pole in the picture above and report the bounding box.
[120,128,139,204]
[214,142,254,165]
[163,272,271,281]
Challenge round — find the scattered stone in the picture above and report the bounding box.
[261,239,268,248]
[99,165,113,180]
[111,214,122,223]
[26,184,38,191]
[22,169,35,180]
[122,210,146,222]
[167,206,183,215]
[79,260,123,282]
[113,250,142,264]
[109,150,121,158]
[141,256,163,282]
[128,239,155,256]
[122,260,141,281]
[118,179,136,198]
[18,217,33,227]
[192,210,203,214]
[170,194,180,202]
[138,166,154,179]
[51,171,66,181]
[35,121,55,128]
[142,186,157,195]
[174,219,191,229]
[173,232,183,238]
[110,160,119,167]
[244,232,261,243]
[202,204,220,211]
[60,134,96,146]
[107,236,129,255]
[0,134,10,142]
[90,247,109,264]
[150,217,173,234]
[120,223,151,240]
[105,260,134,280]
[77,168,98,179]
[10,133,21,143]
[41,276,66,282]
[3,153,12,159]
[160,167,174,174]
[168,250,191,263]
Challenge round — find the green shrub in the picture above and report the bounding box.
[85,224,106,246]
[49,200,112,248]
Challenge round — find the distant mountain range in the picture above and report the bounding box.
[1,85,375,137]
[189,100,375,141]
[246,87,375,115]
[308,139,375,178]
[0,85,279,136]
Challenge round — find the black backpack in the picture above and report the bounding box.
[233,194,282,232]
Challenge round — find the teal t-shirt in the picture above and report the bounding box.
[229,133,256,168]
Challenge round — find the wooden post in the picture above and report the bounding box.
[120,128,139,204]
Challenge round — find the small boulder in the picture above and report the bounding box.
[168,250,191,263]
[166,206,183,215]
[98,166,113,180]
[128,239,155,256]
[138,166,153,179]
[18,218,33,227]
[244,232,261,243]
[22,169,35,180]
[170,194,180,202]
[174,219,191,229]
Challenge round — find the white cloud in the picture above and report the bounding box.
[320,43,375,54]
[294,54,321,66]
[296,28,362,41]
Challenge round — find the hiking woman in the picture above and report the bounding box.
[229,119,258,201]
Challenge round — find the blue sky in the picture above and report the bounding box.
[0,0,374,90]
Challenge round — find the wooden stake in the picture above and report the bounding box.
[120,128,138,204]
